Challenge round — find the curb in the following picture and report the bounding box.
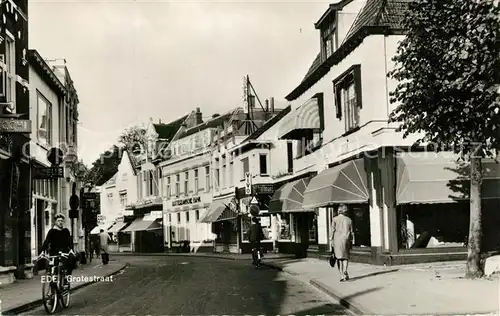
[261,262,370,316]
[3,263,129,315]
[110,252,295,261]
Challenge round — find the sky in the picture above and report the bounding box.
[29,0,330,166]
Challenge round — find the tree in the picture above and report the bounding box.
[388,0,500,279]
[118,126,147,155]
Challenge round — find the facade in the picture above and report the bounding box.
[27,51,82,264]
[122,116,188,252]
[98,150,138,252]
[0,0,31,278]
[273,0,500,264]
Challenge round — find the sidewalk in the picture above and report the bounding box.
[110,251,295,261]
[263,257,500,315]
[0,260,127,314]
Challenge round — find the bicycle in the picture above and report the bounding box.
[252,247,264,268]
[37,251,72,314]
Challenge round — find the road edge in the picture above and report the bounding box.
[262,261,371,315]
[3,263,129,315]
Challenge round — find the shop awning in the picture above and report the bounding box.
[122,217,163,232]
[279,96,322,140]
[396,152,500,204]
[108,222,129,233]
[90,224,113,235]
[303,158,369,208]
[269,177,312,213]
[198,198,238,223]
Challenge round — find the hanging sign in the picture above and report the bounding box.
[245,172,252,195]
[0,118,31,133]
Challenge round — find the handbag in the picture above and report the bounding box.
[329,248,337,267]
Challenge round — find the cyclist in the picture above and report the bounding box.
[40,213,76,286]
[247,216,265,267]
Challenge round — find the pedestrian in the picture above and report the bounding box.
[247,216,265,267]
[330,204,354,281]
[99,229,112,265]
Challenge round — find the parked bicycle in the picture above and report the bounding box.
[37,251,71,314]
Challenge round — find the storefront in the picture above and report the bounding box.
[199,194,239,253]
[269,174,316,257]
[301,157,371,259]
[164,193,214,253]
[390,151,500,264]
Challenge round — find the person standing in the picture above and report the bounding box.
[99,229,112,265]
[330,204,354,281]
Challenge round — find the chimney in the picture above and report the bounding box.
[265,99,269,111]
[270,97,275,112]
[195,107,203,125]
[158,119,162,124]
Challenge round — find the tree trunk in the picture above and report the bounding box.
[466,156,483,279]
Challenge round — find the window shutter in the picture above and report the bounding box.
[354,65,362,109]
[334,84,342,119]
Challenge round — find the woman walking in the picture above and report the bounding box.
[330,204,354,281]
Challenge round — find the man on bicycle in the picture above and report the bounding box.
[247,216,265,267]
[40,213,76,285]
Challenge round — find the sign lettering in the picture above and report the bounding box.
[0,118,31,133]
[33,167,63,179]
[172,196,202,206]
[254,184,273,195]
[245,172,252,195]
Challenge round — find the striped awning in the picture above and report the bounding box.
[122,217,162,232]
[303,158,369,208]
[198,198,238,223]
[269,178,312,213]
[396,152,500,204]
[108,222,130,233]
[279,97,322,140]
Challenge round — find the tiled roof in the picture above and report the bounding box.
[287,0,410,101]
[245,106,291,141]
[125,150,139,174]
[343,0,409,44]
[179,109,237,139]
[104,173,118,186]
[153,115,188,140]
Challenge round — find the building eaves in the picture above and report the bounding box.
[153,115,189,140]
[179,110,235,139]
[286,0,410,101]
[28,49,66,96]
[315,0,356,29]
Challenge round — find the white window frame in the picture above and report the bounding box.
[166,176,171,199]
[194,169,199,192]
[175,174,180,197]
[205,166,210,192]
[343,80,358,132]
[184,171,189,195]
[37,92,52,147]
[0,31,16,108]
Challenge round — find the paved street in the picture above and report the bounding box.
[21,255,351,315]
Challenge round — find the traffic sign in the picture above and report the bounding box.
[245,172,252,195]
[69,194,79,210]
[0,118,31,133]
[249,204,260,217]
[47,147,64,166]
[250,196,258,204]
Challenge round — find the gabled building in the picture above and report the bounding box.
[276,0,500,264]
[121,115,188,253]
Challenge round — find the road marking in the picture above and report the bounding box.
[179,262,189,265]
[93,263,103,268]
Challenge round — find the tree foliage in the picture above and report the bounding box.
[84,126,146,186]
[388,0,500,156]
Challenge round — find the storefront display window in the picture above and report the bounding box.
[308,215,317,243]
[241,215,272,242]
[398,202,469,249]
[349,204,371,247]
[277,213,292,240]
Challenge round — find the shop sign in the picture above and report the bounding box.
[245,172,252,195]
[254,184,273,195]
[123,210,134,216]
[150,211,163,219]
[0,118,31,133]
[172,196,201,206]
[33,167,63,179]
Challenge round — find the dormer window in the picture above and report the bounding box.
[321,17,336,59]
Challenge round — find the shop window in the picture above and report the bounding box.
[308,215,318,243]
[349,204,371,247]
[259,154,268,175]
[277,213,292,241]
[397,203,469,250]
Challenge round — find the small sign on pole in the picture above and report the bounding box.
[245,172,252,195]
